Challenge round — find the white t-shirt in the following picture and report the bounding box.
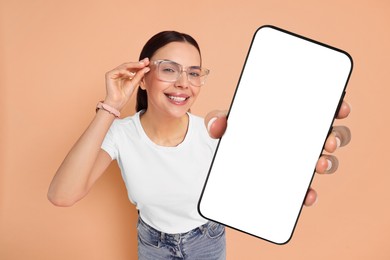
[101,111,218,234]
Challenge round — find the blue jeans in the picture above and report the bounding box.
[137,217,226,260]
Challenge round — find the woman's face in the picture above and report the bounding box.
[142,41,202,119]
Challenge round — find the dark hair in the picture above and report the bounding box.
[136,31,201,112]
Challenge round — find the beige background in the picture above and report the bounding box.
[1,0,389,259]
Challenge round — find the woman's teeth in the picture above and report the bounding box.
[167,95,188,102]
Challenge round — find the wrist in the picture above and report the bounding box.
[96,101,121,118]
[102,98,123,111]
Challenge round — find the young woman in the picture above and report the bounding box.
[48,31,351,259]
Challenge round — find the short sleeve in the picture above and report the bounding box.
[101,123,118,160]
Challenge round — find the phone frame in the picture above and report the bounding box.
[198,25,353,244]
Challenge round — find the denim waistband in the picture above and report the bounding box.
[138,216,210,243]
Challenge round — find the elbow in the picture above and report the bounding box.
[48,195,76,207]
[47,191,78,207]
[47,178,89,207]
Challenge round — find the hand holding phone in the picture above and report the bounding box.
[198,25,353,244]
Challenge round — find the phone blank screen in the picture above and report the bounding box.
[198,26,352,244]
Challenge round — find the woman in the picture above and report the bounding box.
[48,31,351,259]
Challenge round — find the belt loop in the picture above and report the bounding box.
[175,233,181,243]
[200,222,208,235]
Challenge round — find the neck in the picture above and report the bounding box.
[140,109,189,147]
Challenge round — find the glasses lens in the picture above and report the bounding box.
[187,67,204,86]
[158,61,181,82]
[156,60,209,87]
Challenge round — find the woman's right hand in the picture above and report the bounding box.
[104,58,150,110]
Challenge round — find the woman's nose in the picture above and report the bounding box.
[174,71,190,88]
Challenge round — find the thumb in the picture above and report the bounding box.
[123,66,150,98]
[131,66,150,87]
[205,110,228,139]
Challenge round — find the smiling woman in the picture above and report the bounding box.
[135,31,206,113]
[48,31,228,260]
[47,30,351,260]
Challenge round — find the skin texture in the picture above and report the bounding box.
[48,41,352,209]
[139,42,202,146]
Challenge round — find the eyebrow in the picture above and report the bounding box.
[158,59,202,68]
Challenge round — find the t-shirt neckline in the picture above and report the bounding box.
[135,110,192,150]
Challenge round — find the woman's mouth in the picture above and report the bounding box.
[165,94,190,105]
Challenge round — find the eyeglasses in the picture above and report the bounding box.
[151,59,210,87]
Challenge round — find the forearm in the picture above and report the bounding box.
[48,60,149,206]
[48,109,115,206]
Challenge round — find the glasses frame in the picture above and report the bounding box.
[151,59,210,87]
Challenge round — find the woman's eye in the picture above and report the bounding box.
[189,70,201,77]
[162,67,177,73]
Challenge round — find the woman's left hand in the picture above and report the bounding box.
[205,100,351,207]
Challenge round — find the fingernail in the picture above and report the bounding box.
[336,137,341,148]
[207,117,218,132]
[144,67,150,73]
[326,159,333,171]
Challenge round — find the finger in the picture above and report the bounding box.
[324,125,351,153]
[109,68,136,80]
[106,67,134,81]
[124,58,150,82]
[130,66,150,85]
[127,58,150,74]
[332,125,351,148]
[324,132,338,153]
[316,154,339,174]
[119,58,150,70]
[204,110,228,139]
[336,101,351,119]
[109,58,150,78]
[304,188,317,206]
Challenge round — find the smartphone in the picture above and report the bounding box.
[198,25,353,244]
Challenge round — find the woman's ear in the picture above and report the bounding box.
[139,76,147,90]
